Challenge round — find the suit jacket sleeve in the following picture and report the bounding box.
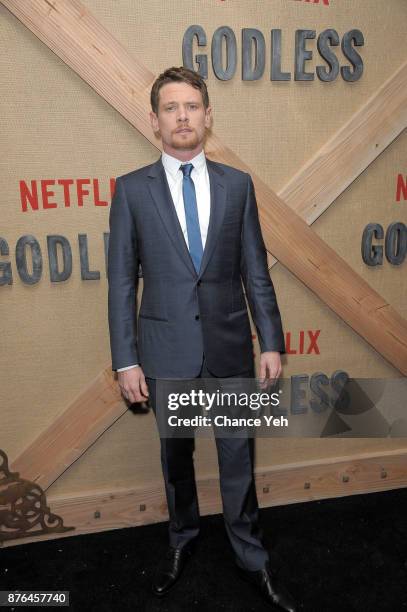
[240,173,286,354]
[107,176,140,370]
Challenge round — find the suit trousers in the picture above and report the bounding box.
[145,355,270,572]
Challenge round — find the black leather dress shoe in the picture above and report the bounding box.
[237,561,298,611]
[152,545,193,597]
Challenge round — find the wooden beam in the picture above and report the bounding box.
[268,61,407,267]
[11,368,126,490]
[279,62,407,226]
[1,0,157,142]
[4,448,407,547]
[2,0,406,374]
[4,0,407,491]
[2,0,405,235]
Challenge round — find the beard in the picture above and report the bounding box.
[171,129,200,150]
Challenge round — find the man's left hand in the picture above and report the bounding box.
[258,351,282,390]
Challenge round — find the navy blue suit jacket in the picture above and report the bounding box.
[107,155,285,378]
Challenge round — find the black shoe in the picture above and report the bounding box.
[152,544,194,597]
[237,561,298,611]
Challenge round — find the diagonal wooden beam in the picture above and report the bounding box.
[4,0,407,491]
[11,369,126,491]
[267,61,407,267]
[3,0,406,233]
[279,62,407,225]
[207,130,407,376]
[2,0,406,372]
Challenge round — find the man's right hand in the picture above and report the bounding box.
[117,366,149,404]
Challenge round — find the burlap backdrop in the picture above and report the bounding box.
[1,0,406,496]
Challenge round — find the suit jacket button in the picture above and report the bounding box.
[195,314,200,320]
[197,280,202,286]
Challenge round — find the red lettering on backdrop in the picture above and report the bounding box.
[94,178,108,206]
[299,330,304,353]
[396,174,407,202]
[285,330,321,354]
[58,179,74,207]
[76,179,91,207]
[20,178,115,211]
[41,180,57,209]
[307,330,320,354]
[110,178,116,198]
[286,333,295,354]
[20,180,38,211]
[294,0,329,4]
[252,330,321,355]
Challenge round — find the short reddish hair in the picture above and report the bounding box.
[150,66,210,115]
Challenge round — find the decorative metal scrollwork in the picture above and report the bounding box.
[0,449,75,543]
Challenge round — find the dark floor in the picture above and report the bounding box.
[1,487,407,611]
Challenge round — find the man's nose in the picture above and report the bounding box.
[177,106,189,122]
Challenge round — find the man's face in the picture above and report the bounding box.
[150,81,212,157]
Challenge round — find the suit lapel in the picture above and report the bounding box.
[147,154,227,279]
[199,157,227,279]
[147,156,197,277]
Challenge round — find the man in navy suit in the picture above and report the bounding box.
[108,66,297,611]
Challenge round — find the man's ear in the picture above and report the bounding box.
[150,110,159,133]
[205,106,212,126]
[204,105,212,129]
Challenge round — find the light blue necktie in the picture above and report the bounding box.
[180,163,203,273]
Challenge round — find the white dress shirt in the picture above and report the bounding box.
[117,149,211,372]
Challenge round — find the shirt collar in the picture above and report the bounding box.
[161,149,206,180]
